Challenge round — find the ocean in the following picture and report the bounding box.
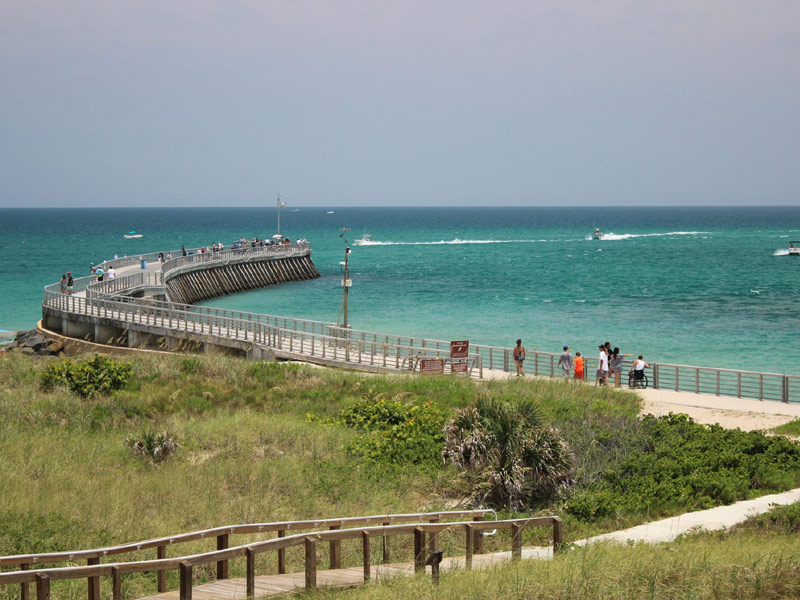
[1,206,799,374]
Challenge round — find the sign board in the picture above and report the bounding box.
[341,279,352,287]
[451,361,468,374]
[419,358,445,374]
[450,340,469,359]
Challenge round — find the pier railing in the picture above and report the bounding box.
[42,252,800,400]
[161,242,311,281]
[1,510,543,599]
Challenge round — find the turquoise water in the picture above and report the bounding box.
[2,207,799,373]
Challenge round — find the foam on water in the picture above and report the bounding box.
[355,238,548,246]
[774,249,790,256]
[589,231,710,241]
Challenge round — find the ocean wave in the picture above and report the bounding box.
[354,238,549,246]
[774,249,790,256]
[588,231,710,241]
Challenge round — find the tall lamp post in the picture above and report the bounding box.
[339,228,352,330]
[276,195,286,235]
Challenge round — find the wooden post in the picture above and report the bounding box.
[382,522,390,564]
[216,533,229,580]
[245,547,255,598]
[87,557,100,600]
[473,515,484,554]
[511,523,522,561]
[329,525,341,569]
[465,524,473,570]
[35,574,49,600]
[428,518,439,554]
[111,566,121,600]
[413,527,425,573]
[157,545,167,592]
[552,517,563,554]
[304,537,317,591]
[362,531,371,582]
[277,530,286,574]
[179,561,192,600]
[20,563,30,600]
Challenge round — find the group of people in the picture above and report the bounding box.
[512,339,649,387]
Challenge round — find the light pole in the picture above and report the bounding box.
[276,195,286,235]
[339,228,352,329]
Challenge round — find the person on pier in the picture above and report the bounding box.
[513,339,526,377]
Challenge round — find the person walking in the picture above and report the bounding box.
[610,347,625,387]
[573,352,584,380]
[513,339,526,377]
[94,265,105,282]
[66,272,73,295]
[60,274,67,294]
[107,265,116,280]
[558,345,573,378]
[182,245,187,257]
[596,345,609,386]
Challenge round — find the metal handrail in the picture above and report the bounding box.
[41,248,800,400]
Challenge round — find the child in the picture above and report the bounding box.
[573,352,584,381]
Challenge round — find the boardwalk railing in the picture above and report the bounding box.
[0,511,565,600]
[42,251,800,399]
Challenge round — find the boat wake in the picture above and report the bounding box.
[774,249,790,256]
[354,238,549,246]
[588,231,710,241]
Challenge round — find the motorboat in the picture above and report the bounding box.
[124,231,143,239]
[353,233,372,246]
[789,241,800,256]
[591,228,603,240]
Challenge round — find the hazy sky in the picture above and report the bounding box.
[1,1,799,207]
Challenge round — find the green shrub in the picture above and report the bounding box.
[125,430,179,464]
[338,396,445,467]
[565,413,800,521]
[442,394,574,510]
[40,355,133,397]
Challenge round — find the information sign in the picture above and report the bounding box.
[451,361,468,374]
[450,340,469,359]
[420,358,445,374]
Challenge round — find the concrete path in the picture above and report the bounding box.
[638,387,800,431]
[578,487,800,546]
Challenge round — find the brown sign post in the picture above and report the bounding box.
[420,358,445,374]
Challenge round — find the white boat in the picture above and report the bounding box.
[789,241,800,256]
[353,233,372,246]
[124,231,143,239]
[326,211,335,214]
[591,228,603,240]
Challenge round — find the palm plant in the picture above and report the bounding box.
[126,431,179,464]
[443,394,574,510]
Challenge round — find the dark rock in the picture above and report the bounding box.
[19,347,35,356]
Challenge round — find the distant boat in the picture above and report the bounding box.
[326,211,335,214]
[591,228,603,240]
[353,233,372,246]
[124,231,143,239]
[789,241,800,256]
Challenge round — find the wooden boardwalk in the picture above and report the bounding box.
[138,552,533,600]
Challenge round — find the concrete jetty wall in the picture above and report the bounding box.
[165,255,320,304]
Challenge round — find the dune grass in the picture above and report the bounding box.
[0,352,639,600]
[773,418,800,437]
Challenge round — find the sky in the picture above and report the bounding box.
[1,1,799,208]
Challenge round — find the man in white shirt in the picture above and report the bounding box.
[107,266,116,280]
[596,345,609,386]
